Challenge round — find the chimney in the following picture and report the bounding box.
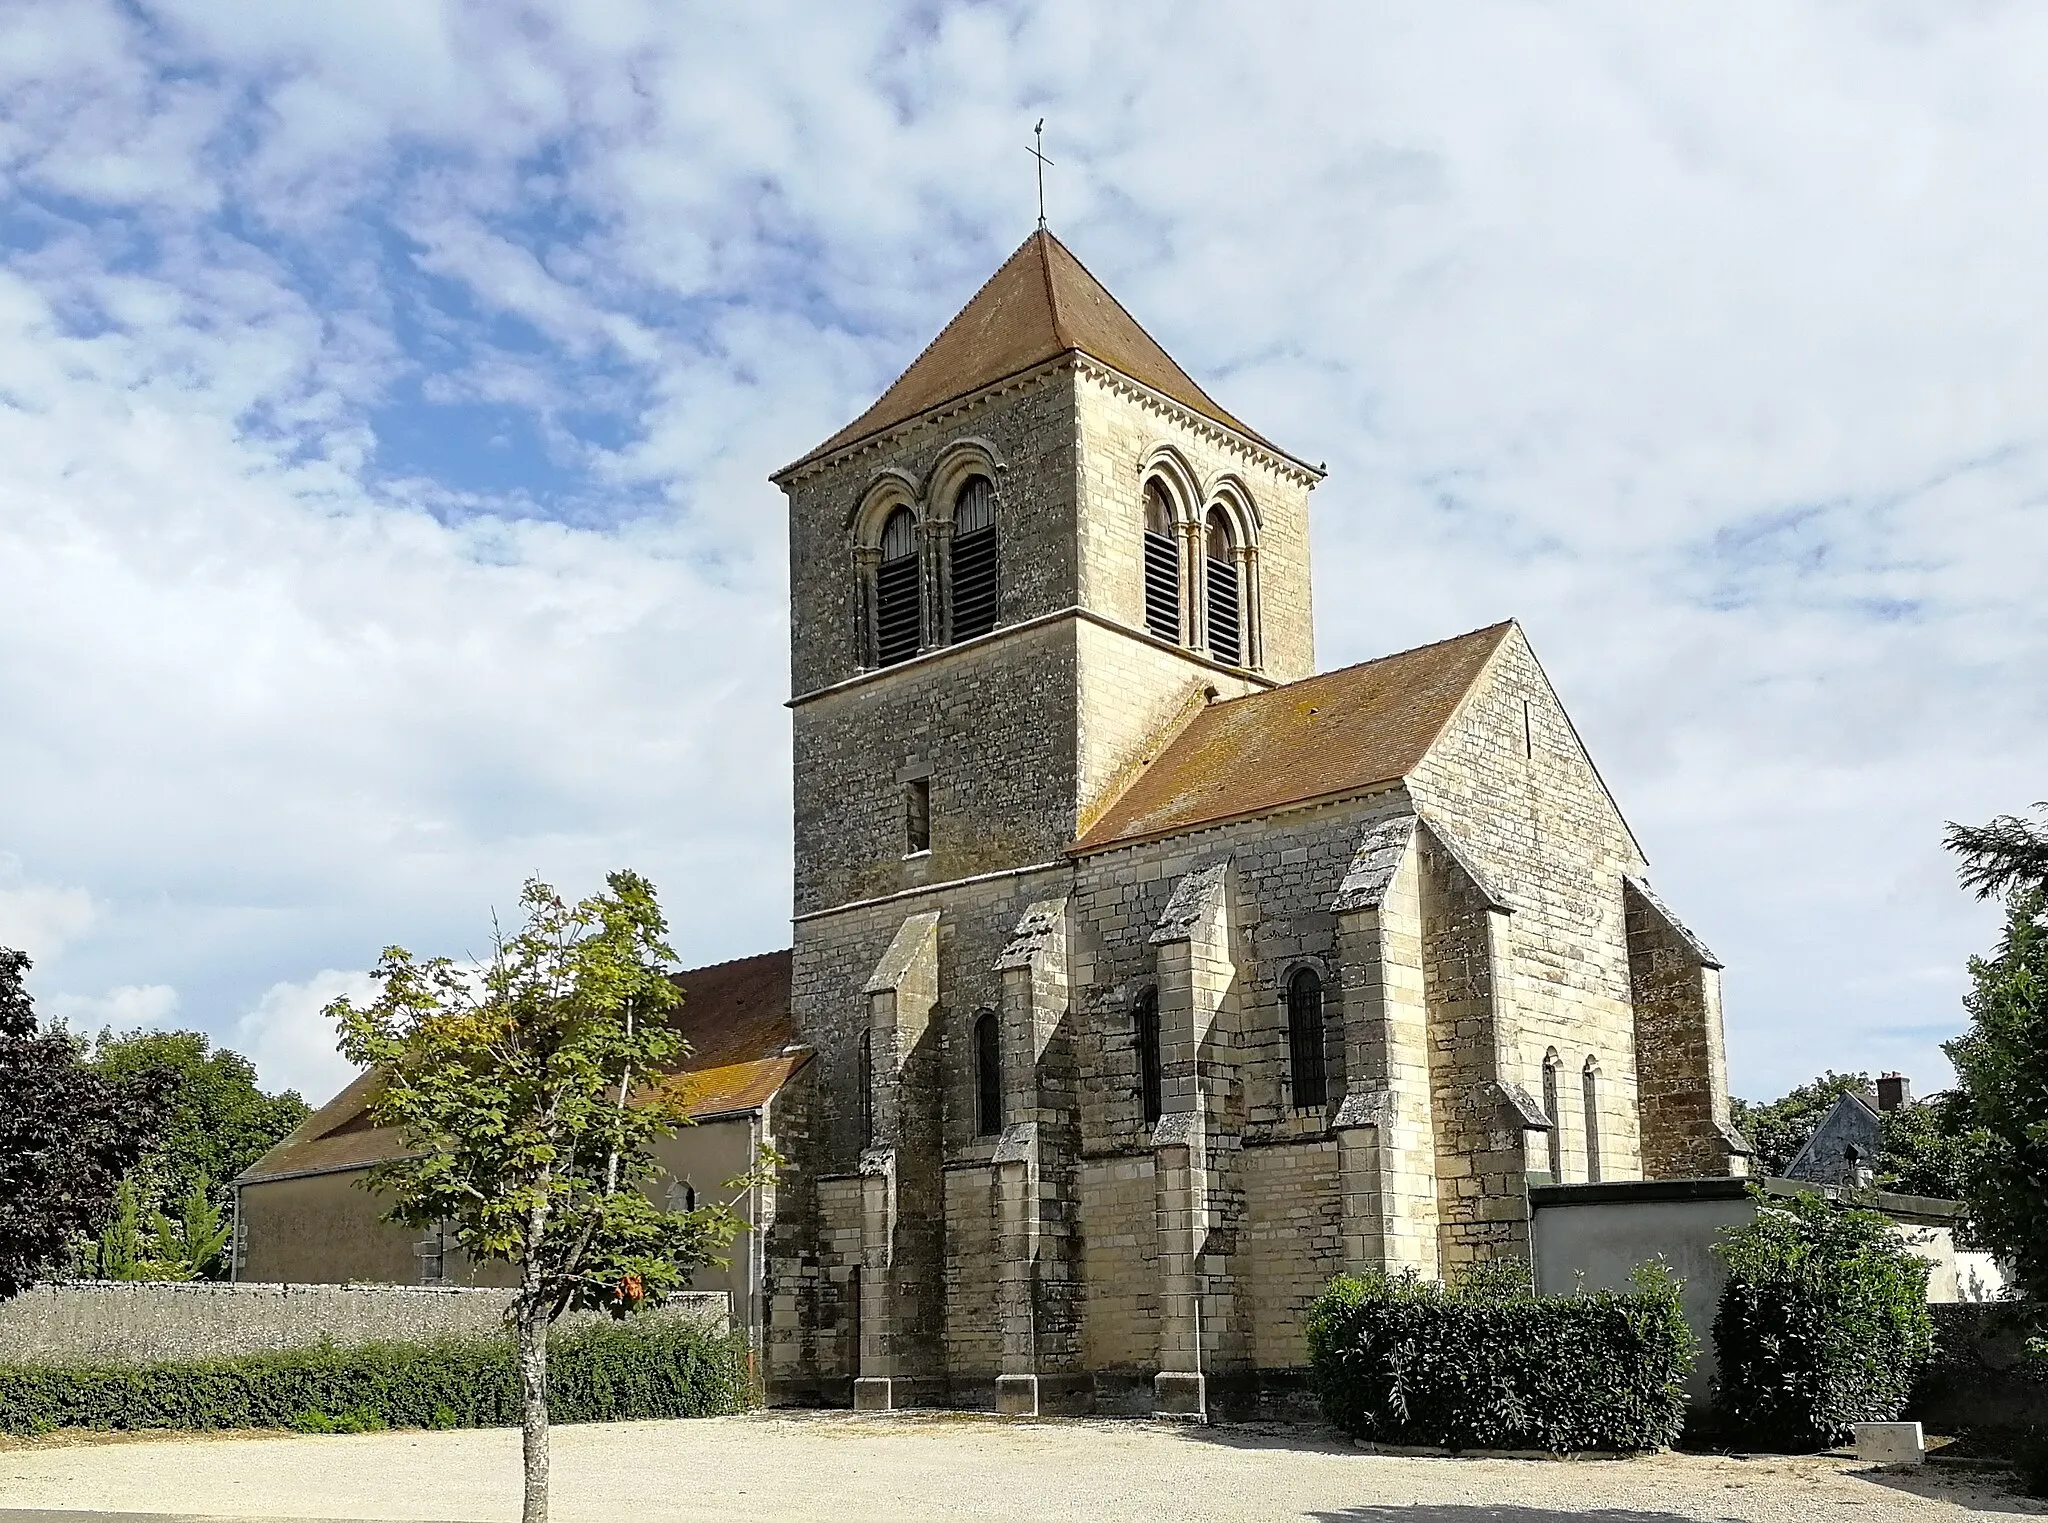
[1876,1073,1911,1112]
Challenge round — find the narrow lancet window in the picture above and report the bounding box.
[974,1009,1002,1137]
[1205,509,1241,666]
[904,777,930,855]
[950,475,999,642]
[875,507,922,666]
[1142,480,1180,643]
[1542,1051,1564,1179]
[1582,1058,1603,1183]
[1134,986,1163,1124]
[858,1029,875,1147]
[1286,967,1327,1109]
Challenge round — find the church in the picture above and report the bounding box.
[235,228,1748,1420]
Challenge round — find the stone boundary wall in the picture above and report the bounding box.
[0,1281,729,1367]
[1910,1301,2048,1434]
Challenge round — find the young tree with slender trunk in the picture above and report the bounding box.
[330,872,750,1523]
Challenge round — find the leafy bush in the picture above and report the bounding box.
[1712,1189,1934,1450]
[2017,1426,2048,1499]
[1305,1263,1695,1453]
[0,1317,748,1436]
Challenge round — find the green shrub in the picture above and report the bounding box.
[1305,1263,1695,1453]
[1711,1189,1934,1450]
[0,1316,749,1436]
[2018,1426,2048,1500]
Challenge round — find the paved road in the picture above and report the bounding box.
[0,1413,2031,1523]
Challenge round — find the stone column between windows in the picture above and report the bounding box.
[1180,518,1205,655]
[853,909,940,1412]
[1329,822,1441,1281]
[1239,542,1262,670]
[920,517,951,652]
[852,545,881,671]
[1147,860,1232,1419]
[990,897,1068,1417]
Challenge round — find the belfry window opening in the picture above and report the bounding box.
[875,506,922,667]
[949,475,999,642]
[1142,480,1180,643]
[1205,508,1241,667]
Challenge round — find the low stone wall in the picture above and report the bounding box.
[1910,1301,2048,1434]
[0,1282,729,1367]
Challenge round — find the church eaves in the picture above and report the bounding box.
[1071,622,1516,854]
[779,229,1286,475]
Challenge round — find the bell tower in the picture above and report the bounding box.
[772,230,1322,916]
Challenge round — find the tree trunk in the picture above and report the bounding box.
[517,1300,549,1523]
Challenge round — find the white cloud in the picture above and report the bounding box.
[43,983,180,1034]
[0,861,98,964]
[233,969,377,1102]
[1,1,2042,1106]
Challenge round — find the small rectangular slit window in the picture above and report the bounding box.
[904,777,930,855]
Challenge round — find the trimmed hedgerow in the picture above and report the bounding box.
[1305,1263,1695,1453]
[0,1316,750,1436]
[1711,1188,1934,1450]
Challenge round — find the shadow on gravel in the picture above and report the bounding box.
[1303,1507,1701,1523]
[1851,1465,2048,1517]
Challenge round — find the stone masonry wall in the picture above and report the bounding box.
[1406,625,1653,1183]
[0,1281,727,1367]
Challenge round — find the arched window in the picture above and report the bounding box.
[857,1029,875,1147]
[1582,1057,1603,1184]
[974,1008,1002,1137]
[875,507,921,667]
[1142,480,1180,643]
[950,475,999,642]
[1133,986,1163,1124]
[1285,967,1327,1109]
[1542,1051,1564,1180]
[668,1180,698,1214]
[1205,509,1241,667]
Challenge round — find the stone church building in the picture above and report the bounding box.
[758,230,1745,1417]
[237,228,1746,1418]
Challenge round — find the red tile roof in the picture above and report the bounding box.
[236,949,803,1184]
[1073,622,1515,853]
[780,230,1283,473]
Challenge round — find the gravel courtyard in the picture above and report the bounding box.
[0,1413,2035,1523]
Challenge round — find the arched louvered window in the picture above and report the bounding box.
[875,507,921,667]
[1142,480,1180,643]
[1286,967,1327,1109]
[1542,1051,1564,1180]
[1205,509,1241,667]
[1582,1058,1603,1184]
[974,1008,1002,1137]
[950,475,999,642]
[1134,986,1163,1124]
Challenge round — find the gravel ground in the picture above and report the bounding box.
[0,1412,2037,1523]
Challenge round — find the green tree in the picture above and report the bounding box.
[89,1175,237,1282]
[87,1029,309,1214]
[329,872,757,1523]
[1943,889,2048,1304]
[1731,1073,1975,1199]
[0,949,173,1300]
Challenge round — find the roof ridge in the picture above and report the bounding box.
[1038,230,1068,348]
[1204,620,1518,713]
[672,946,792,979]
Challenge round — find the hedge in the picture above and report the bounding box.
[0,1316,751,1436]
[1305,1264,1695,1453]
[1712,1189,1933,1450]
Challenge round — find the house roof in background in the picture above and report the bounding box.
[234,949,803,1184]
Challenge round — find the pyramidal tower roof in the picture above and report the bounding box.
[782,230,1283,474]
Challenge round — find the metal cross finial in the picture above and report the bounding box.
[1029,119,1054,231]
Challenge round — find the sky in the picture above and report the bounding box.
[1,1,2042,1109]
